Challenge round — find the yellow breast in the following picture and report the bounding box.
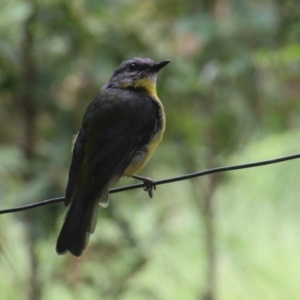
[124,97,165,177]
[121,76,166,177]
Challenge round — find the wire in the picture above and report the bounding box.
[1,153,299,215]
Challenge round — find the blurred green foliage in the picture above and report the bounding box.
[0,0,300,299]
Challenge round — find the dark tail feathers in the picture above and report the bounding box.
[56,190,99,257]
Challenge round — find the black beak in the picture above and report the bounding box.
[151,60,171,73]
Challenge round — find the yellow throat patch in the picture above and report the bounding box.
[123,78,157,97]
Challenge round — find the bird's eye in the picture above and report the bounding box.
[128,63,137,71]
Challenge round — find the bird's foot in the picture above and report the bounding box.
[132,175,156,198]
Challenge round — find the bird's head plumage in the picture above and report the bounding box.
[107,58,170,97]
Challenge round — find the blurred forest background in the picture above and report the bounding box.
[1,0,300,299]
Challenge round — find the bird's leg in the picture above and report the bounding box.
[132,175,156,198]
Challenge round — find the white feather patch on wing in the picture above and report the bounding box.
[99,186,109,208]
[71,132,79,151]
[98,175,121,208]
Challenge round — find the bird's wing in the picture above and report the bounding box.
[65,89,158,206]
[65,129,85,205]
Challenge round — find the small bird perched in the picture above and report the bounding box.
[56,57,170,256]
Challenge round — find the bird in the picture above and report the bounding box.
[56,57,170,256]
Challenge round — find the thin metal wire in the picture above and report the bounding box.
[1,153,299,214]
